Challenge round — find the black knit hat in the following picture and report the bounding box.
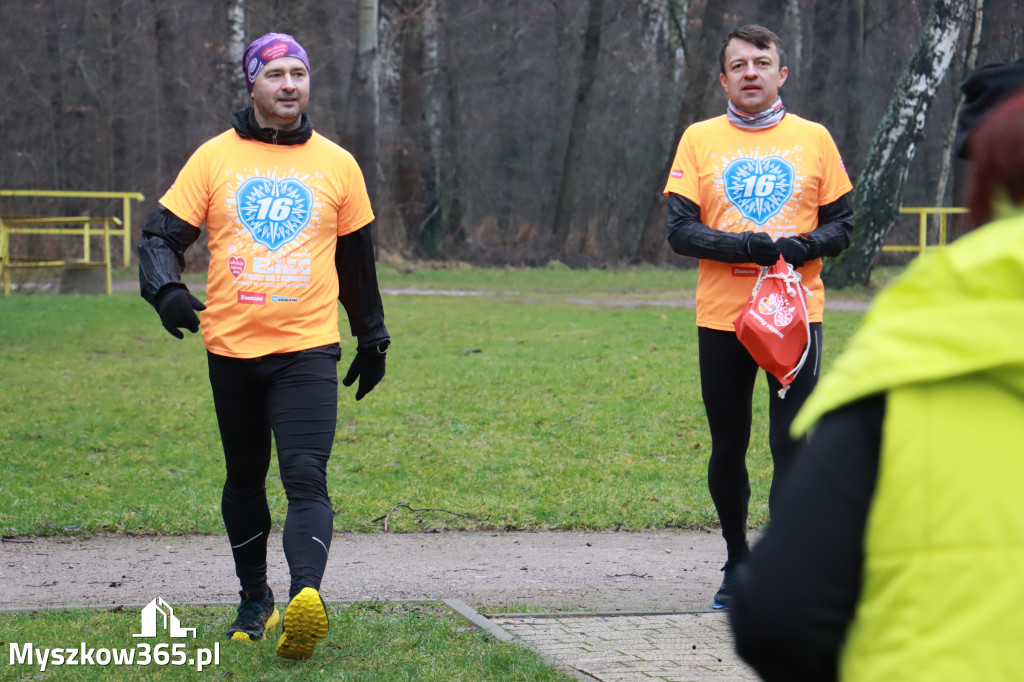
[955,58,1024,160]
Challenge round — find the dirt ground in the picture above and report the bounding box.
[0,530,732,613]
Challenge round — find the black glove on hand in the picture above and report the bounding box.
[776,237,810,267]
[342,343,388,401]
[743,232,781,266]
[155,286,206,339]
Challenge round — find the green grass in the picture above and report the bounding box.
[0,601,569,680]
[375,261,904,300]
[0,268,868,537]
[0,264,872,680]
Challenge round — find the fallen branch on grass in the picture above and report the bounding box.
[372,503,490,532]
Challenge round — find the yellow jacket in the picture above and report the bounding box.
[793,207,1024,680]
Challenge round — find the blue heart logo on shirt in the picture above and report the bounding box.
[236,175,313,251]
[722,156,795,226]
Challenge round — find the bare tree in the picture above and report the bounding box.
[5,0,1024,273]
[825,0,973,288]
[634,0,723,265]
[842,0,866,177]
[388,0,443,256]
[934,0,984,209]
[227,0,248,109]
[347,0,382,210]
[551,0,605,260]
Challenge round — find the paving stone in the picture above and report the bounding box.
[491,611,760,681]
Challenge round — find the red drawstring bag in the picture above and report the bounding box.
[733,255,811,398]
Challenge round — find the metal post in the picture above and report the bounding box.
[83,218,91,262]
[122,196,132,266]
[103,218,113,295]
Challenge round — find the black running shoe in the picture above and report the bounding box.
[712,560,742,610]
[227,589,280,642]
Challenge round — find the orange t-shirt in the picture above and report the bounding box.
[663,114,852,329]
[160,130,374,358]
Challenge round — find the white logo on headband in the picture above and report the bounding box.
[261,43,290,61]
[247,56,260,83]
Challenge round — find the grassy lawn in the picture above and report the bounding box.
[0,264,874,679]
[0,268,868,537]
[2,601,567,681]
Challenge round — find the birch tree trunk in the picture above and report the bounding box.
[934,0,984,210]
[631,0,689,264]
[226,0,247,109]
[349,0,381,208]
[637,0,728,265]
[415,1,450,256]
[824,0,972,288]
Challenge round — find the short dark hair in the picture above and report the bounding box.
[965,90,1024,226]
[719,25,786,74]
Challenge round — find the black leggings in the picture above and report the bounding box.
[697,324,822,563]
[207,344,340,600]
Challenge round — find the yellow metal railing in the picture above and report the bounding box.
[0,190,144,295]
[0,190,145,267]
[883,207,968,253]
[1,216,121,294]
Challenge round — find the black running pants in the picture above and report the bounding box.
[207,344,340,600]
[696,324,822,563]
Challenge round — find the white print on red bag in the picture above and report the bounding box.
[733,256,812,398]
[758,292,796,328]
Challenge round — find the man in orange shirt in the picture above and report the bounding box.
[138,32,389,659]
[663,24,853,609]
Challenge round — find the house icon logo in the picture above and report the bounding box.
[132,597,197,638]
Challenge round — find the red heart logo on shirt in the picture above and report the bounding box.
[228,255,246,279]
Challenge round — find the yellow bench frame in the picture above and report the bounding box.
[0,190,144,295]
[1,216,122,294]
[883,207,968,253]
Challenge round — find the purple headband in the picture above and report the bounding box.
[243,33,310,93]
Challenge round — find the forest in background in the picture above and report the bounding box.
[1,0,1021,274]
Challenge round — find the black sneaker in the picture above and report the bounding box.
[712,560,742,610]
[227,589,280,642]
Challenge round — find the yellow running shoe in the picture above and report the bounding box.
[275,587,329,659]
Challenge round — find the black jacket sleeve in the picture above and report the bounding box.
[666,191,854,263]
[730,394,885,682]
[137,205,202,306]
[799,193,854,260]
[336,222,389,349]
[666,193,754,262]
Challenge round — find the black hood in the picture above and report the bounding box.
[955,58,1024,160]
[231,106,313,146]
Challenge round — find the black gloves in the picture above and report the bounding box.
[743,232,781,266]
[777,236,821,267]
[155,285,206,339]
[777,237,810,267]
[342,341,389,400]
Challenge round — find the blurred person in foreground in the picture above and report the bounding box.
[137,32,389,659]
[662,24,853,609]
[730,87,1024,680]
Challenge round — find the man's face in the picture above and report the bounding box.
[250,56,309,130]
[719,38,788,115]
